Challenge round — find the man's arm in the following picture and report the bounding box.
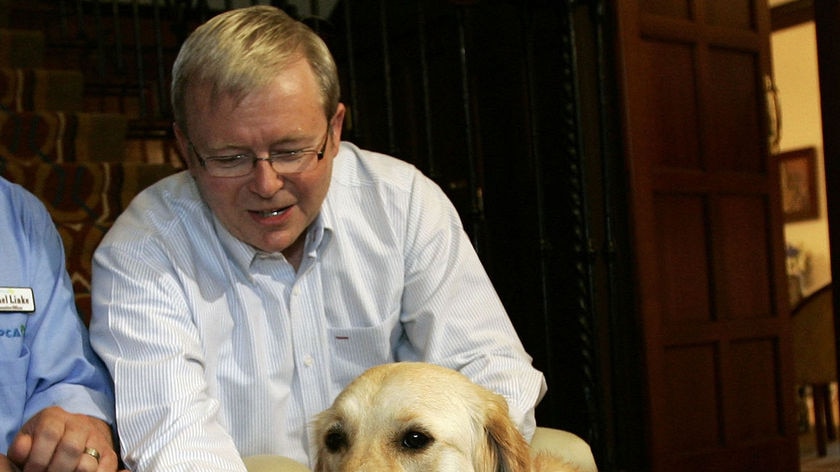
[7,184,119,471]
[22,207,115,425]
[398,173,547,439]
[90,242,247,472]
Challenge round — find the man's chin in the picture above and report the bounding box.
[253,231,303,256]
[251,240,292,255]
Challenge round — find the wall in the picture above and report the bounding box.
[772,21,832,299]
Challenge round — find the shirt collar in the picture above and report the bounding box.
[213,216,257,274]
[212,210,334,275]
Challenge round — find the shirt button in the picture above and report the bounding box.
[304,355,314,367]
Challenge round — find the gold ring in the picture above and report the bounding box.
[83,447,101,463]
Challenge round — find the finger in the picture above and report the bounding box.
[0,455,22,472]
[93,448,120,472]
[13,407,69,470]
[77,449,100,472]
[72,419,117,472]
[6,433,32,467]
[21,419,66,471]
[44,420,89,471]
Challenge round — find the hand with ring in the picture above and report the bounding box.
[6,406,120,471]
[83,447,101,464]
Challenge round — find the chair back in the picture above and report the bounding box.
[792,283,837,384]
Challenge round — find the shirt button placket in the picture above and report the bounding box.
[289,269,331,429]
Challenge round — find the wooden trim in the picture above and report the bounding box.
[771,0,814,31]
[814,0,840,402]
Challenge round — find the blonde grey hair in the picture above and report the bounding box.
[171,5,340,134]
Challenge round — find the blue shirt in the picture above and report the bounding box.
[90,142,546,471]
[0,177,115,451]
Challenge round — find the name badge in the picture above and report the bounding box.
[0,287,35,313]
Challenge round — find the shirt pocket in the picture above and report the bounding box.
[327,315,402,390]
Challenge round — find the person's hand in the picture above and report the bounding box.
[6,406,119,472]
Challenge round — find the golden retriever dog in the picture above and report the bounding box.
[312,362,579,472]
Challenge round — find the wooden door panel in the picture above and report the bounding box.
[617,0,798,469]
[706,0,755,29]
[727,338,784,439]
[656,194,712,324]
[705,48,764,172]
[714,195,774,319]
[667,440,799,472]
[655,194,776,322]
[641,40,702,169]
[663,343,721,450]
[641,0,692,18]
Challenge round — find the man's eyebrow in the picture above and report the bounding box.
[269,134,319,148]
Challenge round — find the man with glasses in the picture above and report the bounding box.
[89,6,546,471]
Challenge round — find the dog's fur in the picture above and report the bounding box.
[312,362,579,472]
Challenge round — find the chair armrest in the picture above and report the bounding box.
[531,426,598,472]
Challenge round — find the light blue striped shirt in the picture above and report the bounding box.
[90,142,546,471]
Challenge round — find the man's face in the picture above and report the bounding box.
[176,59,344,258]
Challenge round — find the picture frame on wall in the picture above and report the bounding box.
[778,147,819,223]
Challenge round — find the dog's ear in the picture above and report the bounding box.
[311,412,346,472]
[482,395,532,472]
[311,422,328,472]
[312,446,327,472]
[312,426,343,472]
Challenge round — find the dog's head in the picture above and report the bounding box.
[311,362,532,472]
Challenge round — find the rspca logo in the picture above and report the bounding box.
[0,324,25,338]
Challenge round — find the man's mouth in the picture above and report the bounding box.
[253,206,291,218]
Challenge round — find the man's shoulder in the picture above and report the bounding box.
[102,171,207,246]
[333,142,421,188]
[0,177,58,246]
[0,177,48,217]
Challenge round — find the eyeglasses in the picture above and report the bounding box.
[189,127,330,178]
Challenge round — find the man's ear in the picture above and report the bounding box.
[172,122,197,171]
[330,103,347,142]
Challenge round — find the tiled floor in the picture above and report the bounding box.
[799,427,839,472]
[798,384,838,472]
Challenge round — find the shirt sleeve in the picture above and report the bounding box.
[16,188,115,427]
[89,239,247,472]
[396,171,548,440]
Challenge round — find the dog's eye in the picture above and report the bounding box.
[324,429,348,452]
[400,430,432,450]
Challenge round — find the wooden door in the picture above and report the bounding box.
[614,1,799,470]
